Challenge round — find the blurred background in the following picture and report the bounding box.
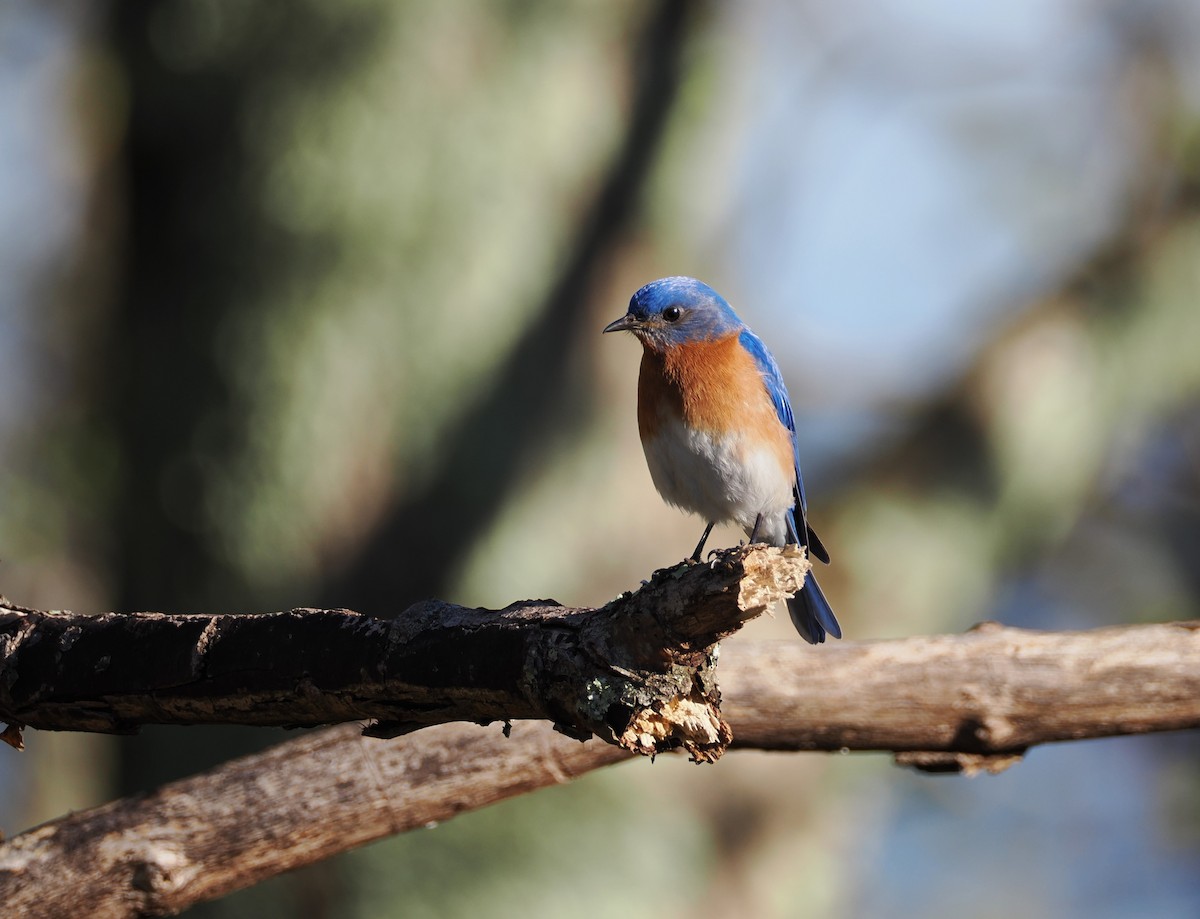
[2,0,1199,916]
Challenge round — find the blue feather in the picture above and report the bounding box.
[737,328,825,558]
[739,328,840,642]
[737,329,804,503]
[786,574,842,644]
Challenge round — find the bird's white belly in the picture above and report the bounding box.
[642,417,793,543]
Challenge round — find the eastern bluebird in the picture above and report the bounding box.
[604,276,841,644]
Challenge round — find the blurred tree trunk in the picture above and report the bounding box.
[101,1,695,916]
[103,3,386,916]
[322,0,694,613]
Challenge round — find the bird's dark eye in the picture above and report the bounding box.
[662,306,682,322]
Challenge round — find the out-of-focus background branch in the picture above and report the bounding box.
[2,1,1199,917]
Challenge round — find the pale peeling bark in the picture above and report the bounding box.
[0,545,811,762]
[0,721,629,919]
[1,620,1197,918]
[721,620,1200,773]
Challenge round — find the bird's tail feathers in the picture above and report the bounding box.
[805,523,831,565]
[787,507,831,565]
[786,573,842,644]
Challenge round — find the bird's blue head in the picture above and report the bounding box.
[603,276,745,350]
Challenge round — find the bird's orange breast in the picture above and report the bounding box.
[637,334,787,448]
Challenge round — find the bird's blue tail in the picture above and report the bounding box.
[786,573,842,644]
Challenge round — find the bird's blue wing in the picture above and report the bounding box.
[738,328,838,641]
[737,328,806,513]
[737,328,830,564]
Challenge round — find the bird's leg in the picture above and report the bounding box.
[747,513,764,544]
[690,522,715,561]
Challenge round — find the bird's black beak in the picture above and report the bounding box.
[603,313,638,334]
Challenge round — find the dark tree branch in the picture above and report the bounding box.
[1,618,1197,918]
[2,542,1197,919]
[3,556,1197,769]
[0,546,811,762]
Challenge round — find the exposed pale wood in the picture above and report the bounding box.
[0,546,811,761]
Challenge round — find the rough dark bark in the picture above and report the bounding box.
[3,557,1198,770]
[0,546,812,762]
[1,619,1197,918]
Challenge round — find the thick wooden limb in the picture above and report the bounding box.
[721,620,1200,773]
[0,721,629,919]
[0,546,811,761]
[1,620,1197,918]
